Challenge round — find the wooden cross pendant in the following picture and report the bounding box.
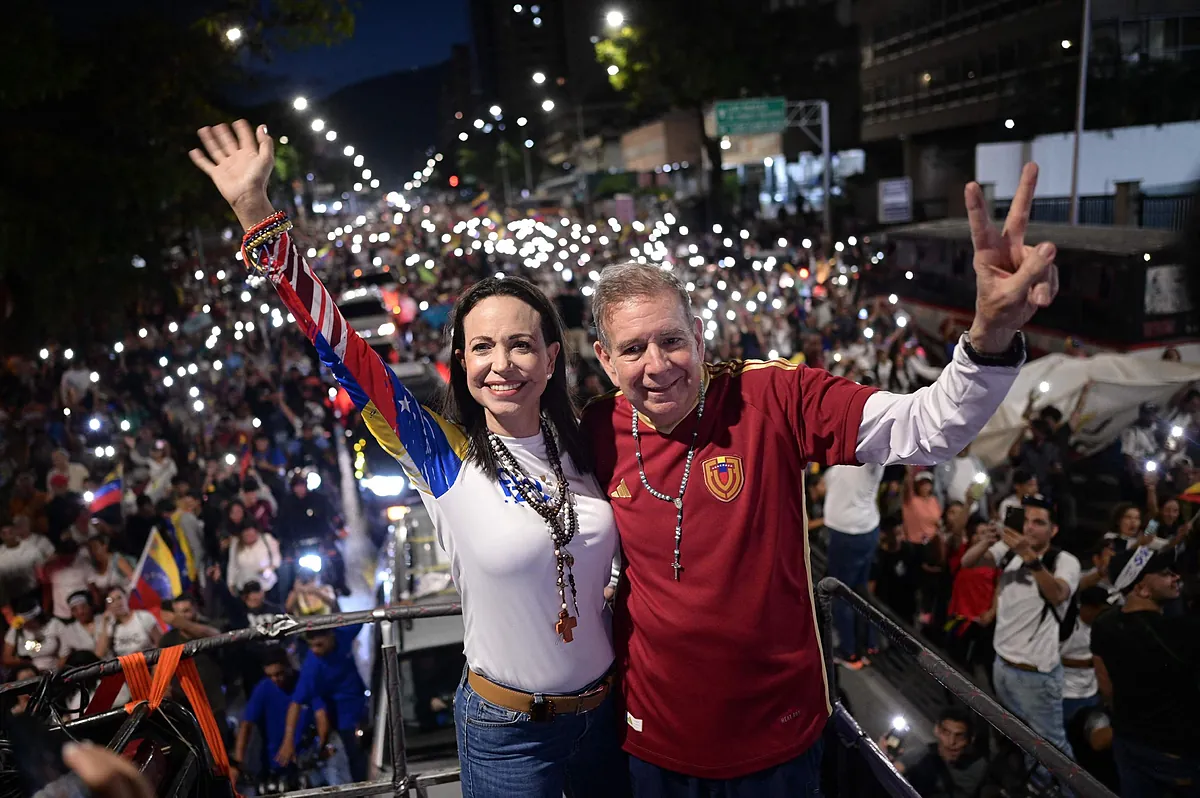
[556,610,577,643]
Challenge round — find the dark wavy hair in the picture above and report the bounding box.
[441,276,589,481]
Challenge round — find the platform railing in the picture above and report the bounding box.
[816,577,1117,798]
[1,584,1119,797]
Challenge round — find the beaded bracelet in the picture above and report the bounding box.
[240,212,292,273]
[245,218,292,251]
[244,210,287,240]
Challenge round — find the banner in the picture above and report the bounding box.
[971,352,1200,468]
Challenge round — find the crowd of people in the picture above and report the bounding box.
[813,339,1200,794]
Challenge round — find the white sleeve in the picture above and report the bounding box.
[4,627,16,646]
[988,541,1010,563]
[137,611,157,634]
[855,338,1021,466]
[1055,553,1082,602]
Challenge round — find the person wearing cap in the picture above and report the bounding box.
[1091,546,1200,797]
[960,494,1080,761]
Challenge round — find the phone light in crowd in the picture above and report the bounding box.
[63,408,71,417]
[1038,381,1050,394]
[89,371,99,383]
[848,236,858,246]
[120,420,131,432]
[39,348,49,360]
[306,471,322,491]
[88,417,101,432]
[905,271,914,280]
[896,315,908,328]
[83,491,94,504]
[858,308,868,320]
[64,348,74,360]
[1145,460,1158,473]
[311,118,325,132]
[225,454,236,466]
[1171,425,1184,439]
[974,472,988,485]
[361,474,408,497]
[863,328,875,340]
[293,96,308,111]
[891,716,909,733]
[542,99,555,112]
[834,241,844,252]
[94,446,104,458]
[138,328,148,338]
[801,238,812,249]
[298,553,323,573]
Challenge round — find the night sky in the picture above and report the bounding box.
[253,0,471,101]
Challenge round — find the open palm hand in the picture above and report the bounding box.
[966,163,1059,352]
[188,120,276,229]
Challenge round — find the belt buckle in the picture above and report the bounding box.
[530,694,555,722]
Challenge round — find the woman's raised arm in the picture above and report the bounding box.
[189,120,468,499]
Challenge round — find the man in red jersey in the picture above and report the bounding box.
[581,164,1057,796]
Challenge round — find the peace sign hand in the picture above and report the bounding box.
[966,163,1060,353]
[188,120,277,231]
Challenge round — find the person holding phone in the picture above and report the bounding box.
[960,494,1080,764]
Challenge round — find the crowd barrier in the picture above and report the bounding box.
[0,582,1117,797]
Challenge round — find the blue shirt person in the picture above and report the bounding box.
[232,649,325,784]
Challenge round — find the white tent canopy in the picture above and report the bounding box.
[971,352,1200,468]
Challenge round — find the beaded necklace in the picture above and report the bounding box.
[631,389,706,581]
[487,416,581,642]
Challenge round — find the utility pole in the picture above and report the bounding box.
[1068,0,1092,226]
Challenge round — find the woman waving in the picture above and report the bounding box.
[190,120,626,798]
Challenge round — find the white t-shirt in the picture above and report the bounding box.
[0,539,49,598]
[1120,425,1158,461]
[46,463,89,494]
[48,553,93,619]
[107,611,159,656]
[5,619,66,671]
[1060,619,1097,699]
[429,431,618,695]
[822,464,884,534]
[989,541,1081,673]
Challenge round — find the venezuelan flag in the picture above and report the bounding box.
[129,529,184,607]
[90,477,122,513]
[168,510,199,585]
[471,191,491,217]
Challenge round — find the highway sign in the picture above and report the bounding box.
[714,97,787,137]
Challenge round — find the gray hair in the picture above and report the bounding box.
[591,261,694,349]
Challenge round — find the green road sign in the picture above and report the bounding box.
[714,97,787,136]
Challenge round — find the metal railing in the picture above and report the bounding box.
[1,585,1119,797]
[816,577,1117,798]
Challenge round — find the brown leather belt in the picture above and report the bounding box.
[999,656,1040,673]
[1062,656,1094,669]
[468,670,612,722]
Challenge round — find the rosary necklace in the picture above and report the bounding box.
[631,389,706,580]
[487,416,581,642]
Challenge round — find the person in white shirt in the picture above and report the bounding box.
[191,117,626,798]
[822,463,885,669]
[45,449,89,494]
[2,599,64,673]
[94,586,162,658]
[960,494,1080,760]
[226,524,282,594]
[1060,586,1112,725]
[55,590,103,663]
[0,523,49,606]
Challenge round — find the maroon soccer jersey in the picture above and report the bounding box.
[582,360,877,778]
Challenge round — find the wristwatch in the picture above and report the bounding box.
[961,331,1026,368]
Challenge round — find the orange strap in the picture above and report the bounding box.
[116,647,238,792]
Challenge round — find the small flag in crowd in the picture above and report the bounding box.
[128,529,185,623]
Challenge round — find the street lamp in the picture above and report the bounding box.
[489,105,503,118]
[343,145,355,156]
[607,64,619,76]
[459,132,469,141]
[225,27,243,43]
[517,116,528,126]
[542,99,555,112]
[532,71,546,84]
[311,118,325,132]
[605,9,624,28]
[293,96,308,111]
[473,118,485,129]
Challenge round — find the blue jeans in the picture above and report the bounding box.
[1113,734,1200,798]
[992,659,1074,761]
[454,673,630,798]
[1061,694,1100,726]
[826,527,880,659]
[629,738,824,797]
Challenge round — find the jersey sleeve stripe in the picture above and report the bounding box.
[256,230,463,497]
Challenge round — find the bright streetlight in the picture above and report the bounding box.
[517,116,528,126]
[293,96,308,111]
[343,145,354,156]
[541,99,555,112]
[489,104,502,118]
[226,27,243,43]
[605,9,624,27]
[459,132,469,141]
[473,118,485,129]
[532,71,546,84]
[311,118,325,132]
[525,139,534,148]
[607,64,619,75]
